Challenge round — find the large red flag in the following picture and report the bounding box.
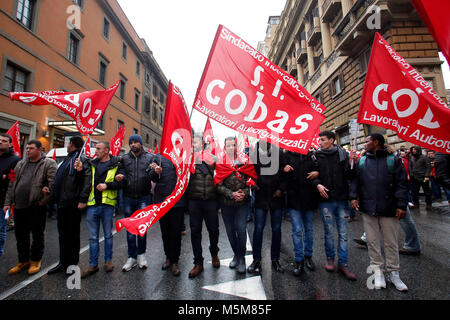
[193,25,325,154]
[358,33,450,154]
[411,0,450,64]
[6,121,21,157]
[110,124,125,156]
[116,82,194,236]
[9,81,120,135]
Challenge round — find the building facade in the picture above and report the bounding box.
[0,0,167,154]
[267,0,447,150]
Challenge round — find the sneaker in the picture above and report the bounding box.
[104,261,114,272]
[122,258,137,272]
[374,269,386,289]
[325,258,335,272]
[8,261,31,275]
[388,271,408,291]
[28,261,41,275]
[337,264,357,281]
[137,254,148,269]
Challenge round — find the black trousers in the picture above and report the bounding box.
[57,205,82,266]
[188,199,219,265]
[411,177,432,206]
[14,205,47,262]
[159,206,185,264]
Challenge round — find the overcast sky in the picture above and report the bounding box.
[117,1,449,145]
[117,0,287,144]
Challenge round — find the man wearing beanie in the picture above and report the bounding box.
[116,134,156,272]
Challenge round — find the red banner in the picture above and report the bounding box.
[193,25,325,154]
[411,0,450,64]
[358,33,450,154]
[84,136,93,158]
[116,82,193,236]
[6,121,21,157]
[110,124,125,156]
[9,81,120,135]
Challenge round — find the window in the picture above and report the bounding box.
[134,89,140,111]
[103,17,110,40]
[153,83,158,98]
[152,102,157,121]
[98,55,109,86]
[97,114,105,130]
[117,119,124,131]
[145,134,150,144]
[136,61,140,77]
[133,128,138,135]
[330,74,344,97]
[145,72,151,84]
[119,74,127,100]
[359,46,372,74]
[159,109,164,126]
[154,138,157,148]
[144,95,150,113]
[68,33,80,65]
[122,42,127,61]
[16,0,36,30]
[3,62,29,92]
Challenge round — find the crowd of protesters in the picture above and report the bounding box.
[1,130,449,293]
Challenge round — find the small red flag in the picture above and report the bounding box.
[154,144,159,154]
[52,147,57,161]
[6,121,21,157]
[110,124,125,156]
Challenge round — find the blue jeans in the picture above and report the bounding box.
[399,206,421,251]
[252,208,282,261]
[0,208,6,258]
[123,195,152,259]
[86,204,115,266]
[221,204,249,259]
[290,209,314,262]
[319,201,349,266]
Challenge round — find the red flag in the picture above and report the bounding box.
[193,25,325,154]
[6,121,21,157]
[52,147,57,160]
[411,0,450,64]
[154,144,159,154]
[110,124,125,156]
[147,147,152,153]
[203,118,219,155]
[84,136,92,158]
[358,33,450,154]
[116,82,194,236]
[9,81,120,135]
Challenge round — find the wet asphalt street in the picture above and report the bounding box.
[0,199,448,301]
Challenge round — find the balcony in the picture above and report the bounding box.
[332,0,391,55]
[296,33,307,63]
[321,0,342,23]
[307,7,321,46]
[303,71,309,84]
[287,59,297,77]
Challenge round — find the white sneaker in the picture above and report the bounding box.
[388,271,408,291]
[137,254,148,269]
[122,258,137,272]
[374,269,386,289]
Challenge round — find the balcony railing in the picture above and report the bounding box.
[307,7,321,45]
[322,0,342,23]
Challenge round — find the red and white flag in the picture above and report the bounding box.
[411,0,450,64]
[110,124,125,156]
[203,118,219,156]
[193,25,325,154]
[9,81,120,135]
[358,33,450,154]
[6,121,21,157]
[84,136,92,158]
[116,82,194,236]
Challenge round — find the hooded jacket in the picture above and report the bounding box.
[349,146,408,216]
[409,146,431,181]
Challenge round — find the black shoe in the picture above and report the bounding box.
[271,260,284,273]
[47,263,66,275]
[353,238,368,248]
[247,260,261,274]
[399,248,421,256]
[304,256,315,271]
[293,260,304,276]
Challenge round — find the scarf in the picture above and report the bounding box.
[214,152,257,186]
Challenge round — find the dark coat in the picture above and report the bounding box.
[410,146,431,181]
[435,152,450,190]
[119,150,155,199]
[54,149,91,208]
[187,161,216,200]
[251,144,283,210]
[0,147,20,207]
[312,146,353,202]
[90,156,123,205]
[282,150,319,211]
[349,148,408,216]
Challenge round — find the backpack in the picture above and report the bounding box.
[359,154,395,172]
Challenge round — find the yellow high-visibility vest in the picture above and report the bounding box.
[87,165,118,206]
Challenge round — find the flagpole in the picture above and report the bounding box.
[78,134,90,160]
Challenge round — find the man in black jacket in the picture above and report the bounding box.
[48,136,91,275]
[435,152,450,191]
[0,133,20,258]
[247,141,284,275]
[282,148,319,276]
[350,134,408,291]
[312,131,357,281]
[116,134,155,272]
[409,146,432,210]
[187,134,220,278]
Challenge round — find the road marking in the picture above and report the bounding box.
[0,231,116,300]
[202,276,267,300]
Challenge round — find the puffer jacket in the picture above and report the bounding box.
[120,150,155,198]
[4,155,57,207]
[410,146,431,181]
[349,146,408,216]
[187,161,216,200]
